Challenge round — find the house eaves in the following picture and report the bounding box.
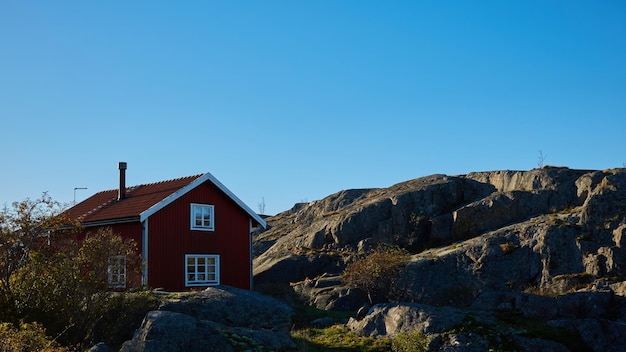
[80,216,141,228]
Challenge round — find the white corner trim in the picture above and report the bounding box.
[142,219,148,286]
[139,172,267,229]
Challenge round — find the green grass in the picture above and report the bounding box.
[291,325,391,352]
[289,304,391,351]
[392,331,430,352]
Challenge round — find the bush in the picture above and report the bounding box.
[0,193,78,322]
[0,322,68,352]
[0,196,151,349]
[78,227,142,291]
[392,331,429,352]
[499,242,517,254]
[11,251,85,341]
[10,227,146,346]
[342,245,408,303]
[86,291,159,347]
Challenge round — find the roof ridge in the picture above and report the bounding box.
[89,174,204,194]
[138,173,204,187]
[73,174,204,219]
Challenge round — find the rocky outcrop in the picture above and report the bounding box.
[254,168,612,286]
[391,216,592,305]
[120,286,295,352]
[254,174,497,284]
[255,168,626,301]
[291,275,367,311]
[252,167,626,350]
[346,302,572,351]
[348,290,626,351]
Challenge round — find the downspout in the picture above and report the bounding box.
[249,219,253,290]
[142,219,149,287]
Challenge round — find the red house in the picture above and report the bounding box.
[64,162,266,291]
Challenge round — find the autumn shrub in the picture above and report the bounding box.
[0,194,78,322]
[0,196,152,349]
[0,321,68,352]
[12,251,84,340]
[11,227,145,346]
[342,245,408,303]
[78,227,143,291]
[499,242,517,254]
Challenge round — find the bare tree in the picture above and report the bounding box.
[537,150,548,168]
[257,197,266,215]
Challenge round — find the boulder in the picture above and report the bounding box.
[87,343,114,352]
[291,275,368,311]
[347,303,467,337]
[159,286,293,332]
[121,286,295,351]
[120,311,232,352]
[348,299,595,352]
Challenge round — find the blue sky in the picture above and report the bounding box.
[1,1,625,215]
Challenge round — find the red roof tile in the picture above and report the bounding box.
[64,174,204,224]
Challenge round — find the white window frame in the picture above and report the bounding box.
[190,203,215,231]
[108,255,126,289]
[185,254,220,287]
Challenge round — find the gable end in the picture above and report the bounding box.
[139,172,266,228]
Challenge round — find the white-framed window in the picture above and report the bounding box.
[185,254,220,286]
[190,203,214,231]
[108,255,126,289]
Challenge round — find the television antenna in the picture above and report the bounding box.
[73,187,88,205]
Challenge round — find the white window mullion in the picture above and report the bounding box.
[108,255,127,289]
[190,203,215,231]
[185,254,219,286]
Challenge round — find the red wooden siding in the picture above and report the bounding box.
[80,222,143,251]
[146,180,252,291]
[75,222,144,289]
